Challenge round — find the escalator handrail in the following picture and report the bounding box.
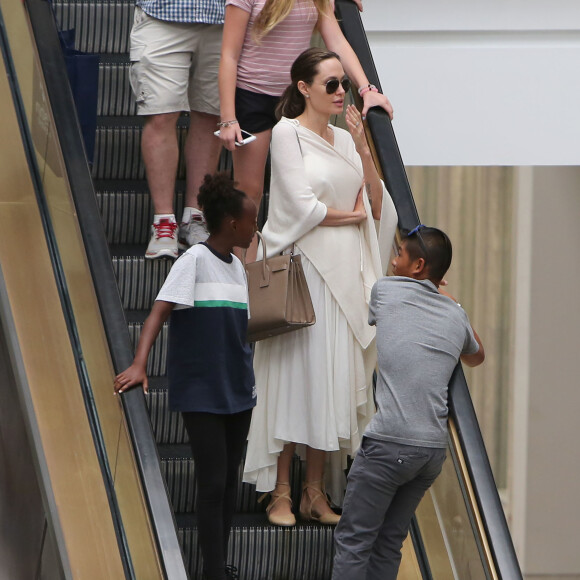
[24,1,188,578]
[335,2,523,578]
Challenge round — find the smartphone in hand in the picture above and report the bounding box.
[214,128,257,146]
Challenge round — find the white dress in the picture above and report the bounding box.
[243,118,397,504]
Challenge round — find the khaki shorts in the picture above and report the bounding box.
[129,7,222,116]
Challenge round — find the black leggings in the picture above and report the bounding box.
[182,409,252,580]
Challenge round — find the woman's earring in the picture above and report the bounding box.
[305,94,310,99]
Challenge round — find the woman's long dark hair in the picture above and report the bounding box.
[276,47,341,119]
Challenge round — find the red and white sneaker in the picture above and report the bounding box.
[145,218,179,259]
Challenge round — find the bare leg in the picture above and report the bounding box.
[141,112,181,215]
[184,111,222,209]
[265,442,296,524]
[276,442,296,483]
[300,447,340,523]
[231,129,272,261]
[304,447,327,482]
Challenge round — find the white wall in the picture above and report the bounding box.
[512,167,580,577]
[361,1,580,165]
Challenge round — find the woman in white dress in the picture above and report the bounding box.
[243,47,397,526]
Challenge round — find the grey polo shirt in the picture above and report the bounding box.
[365,277,479,448]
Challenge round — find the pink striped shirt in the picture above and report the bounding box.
[226,0,319,96]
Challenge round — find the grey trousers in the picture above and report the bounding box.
[332,437,446,580]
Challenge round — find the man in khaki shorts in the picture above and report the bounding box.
[130,0,224,259]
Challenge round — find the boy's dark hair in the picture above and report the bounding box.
[197,173,247,235]
[401,226,453,281]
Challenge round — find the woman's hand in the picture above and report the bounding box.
[361,89,393,120]
[345,104,369,155]
[320,187,366,226]
[218,123,242,152]
[114,363,148,394]
[353,186,367,221]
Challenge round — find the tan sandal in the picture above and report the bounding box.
[259,481,296,527]
[299,480,340,525]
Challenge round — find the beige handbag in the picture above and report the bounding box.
[244,232,316,342]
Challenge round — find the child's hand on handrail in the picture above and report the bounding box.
[114,363,149,394]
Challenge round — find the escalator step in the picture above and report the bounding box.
[93,121,145,181]
[52,0,134,54]
[159,445,305,515]
[92,119,233,180]
[159,446,263,514]
[178,515,334,580]
[92,120,189,181]
[97,189,184,245]
[147,386,189,445]
[98,56,135,117]
[112,255,174,310]
[128,320,168,377]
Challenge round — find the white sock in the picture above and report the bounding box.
[153,213,176,224]
[181,207,204,223]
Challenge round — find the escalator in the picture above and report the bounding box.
[0,0,522,577]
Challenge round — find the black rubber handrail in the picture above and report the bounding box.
[24,0,189,578]
[335,1,523,578]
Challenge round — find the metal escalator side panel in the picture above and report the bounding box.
[448,366,522,579]
[0,269,69,580]
[0,28,124,576]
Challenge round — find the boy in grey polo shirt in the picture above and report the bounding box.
[332,225,485,580]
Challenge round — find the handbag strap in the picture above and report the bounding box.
[245,127,301,266]
[243,231,270,282]
[286,126,303,259]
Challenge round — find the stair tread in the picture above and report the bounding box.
[146,377,168,390]
[97,115,189,127]
[176,512,336,530]
[99,53,130,64]
[110,243,149,256]
[95,179,185,192]
[125,310,152,323]
[158,444,191,459]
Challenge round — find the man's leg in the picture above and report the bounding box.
[129,9,193,258]
[179,22,223,247]
[365,447,447,580]
[142,112,181,215]
[177,111,222,247]
[184,111,222,210]
[332,438,402,580]
[140,112,181,258]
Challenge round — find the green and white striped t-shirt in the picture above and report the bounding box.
[156,243,256,414]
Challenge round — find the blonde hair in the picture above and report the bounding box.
[253,0,331,41]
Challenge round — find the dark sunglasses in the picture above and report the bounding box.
[324,77,352,94]
[407,224,429,258]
